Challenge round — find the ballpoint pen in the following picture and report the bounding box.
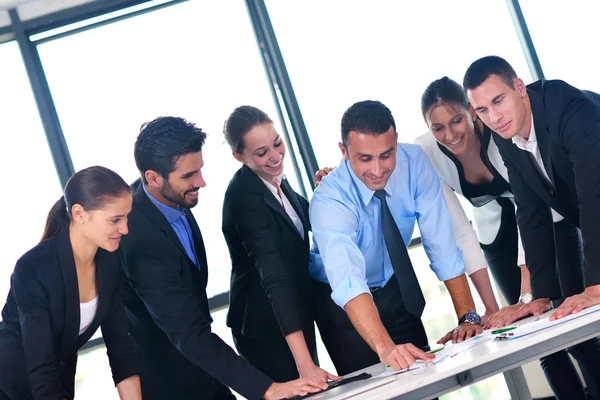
[491,326,517,335]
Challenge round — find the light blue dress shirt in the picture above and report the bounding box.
[309,143,465,309]
[143,184,200,268]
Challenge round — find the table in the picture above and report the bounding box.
[315,307,600,400]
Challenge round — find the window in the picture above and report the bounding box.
[0,41,62,309]
[520,1,600,92]
[265,0,532,168]
[37,0,302,297]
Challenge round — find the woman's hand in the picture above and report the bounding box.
[298,362,340,382]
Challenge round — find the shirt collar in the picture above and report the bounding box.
[511,114,537,150]
[142,184,186,224]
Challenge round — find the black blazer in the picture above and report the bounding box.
[493,79,600,299]
[120,181,272,400]
[0,229,137,400]
[223,165,314,339]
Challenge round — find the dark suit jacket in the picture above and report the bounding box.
[120,181,272,400]
[493,79,600,299]
[223,165,314,339]
[0,228,137,400]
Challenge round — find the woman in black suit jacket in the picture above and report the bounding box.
[222,106,338,383]
[0,166,141,400]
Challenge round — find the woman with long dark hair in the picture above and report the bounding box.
[0,166,141,400]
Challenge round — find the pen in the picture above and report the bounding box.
[491,326,517,335]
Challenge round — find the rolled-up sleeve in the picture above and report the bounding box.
[413,149,466,281]
[310,195,371,309]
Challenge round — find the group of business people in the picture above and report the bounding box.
[1,54,600,400]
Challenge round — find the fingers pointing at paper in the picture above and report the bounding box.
[551,285,600,321]
[379,343,435,371]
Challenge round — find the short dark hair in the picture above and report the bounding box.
[134,116,207,184]
[421,77,470,118]
[223,105,272,153]
[463,55,518,92]
[41,166,130,242]
[341,100,396,146]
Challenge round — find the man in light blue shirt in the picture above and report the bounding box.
[310,100,482,375]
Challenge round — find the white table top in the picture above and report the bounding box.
[314,305,600,400]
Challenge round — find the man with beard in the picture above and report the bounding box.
[120,117,327,400]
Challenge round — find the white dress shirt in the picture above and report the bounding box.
[511,115,553,185]
[260,175,304,239]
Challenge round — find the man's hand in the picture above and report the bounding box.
[263,378,328,400]
[484,304,522,329]
[551,285,600,321]
[314,167,335,188]
[438,322,483,344]
[378,343,435,370]
[298,363,340,382]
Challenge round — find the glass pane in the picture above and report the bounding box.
[265,0,532,168]
[38,0,302,297]
[520,1,600,92]
[0,41,62,309]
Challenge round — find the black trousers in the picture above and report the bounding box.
[482,199,599,400]
[314,277,428,376]
[233,325,318,383]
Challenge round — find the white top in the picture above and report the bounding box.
[260,175,304,239]
[511,114,553,185]
[79,296,98,335]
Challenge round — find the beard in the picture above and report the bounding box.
[160,180,199,209]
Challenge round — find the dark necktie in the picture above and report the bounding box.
[374,190,425,317]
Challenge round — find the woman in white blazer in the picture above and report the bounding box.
[416,77,586,400]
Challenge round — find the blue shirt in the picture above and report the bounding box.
[309,143,465,308]
[143,184,200,268]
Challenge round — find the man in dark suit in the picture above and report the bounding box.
[120,116,327,400]
[464,55,600,397]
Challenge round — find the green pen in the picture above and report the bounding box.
[491,326,517,335]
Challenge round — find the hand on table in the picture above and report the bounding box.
[263,378,328,399]
[378,343,435,370]
[438,322,483,344]
[551,285,600,321]
[298,362,340,382]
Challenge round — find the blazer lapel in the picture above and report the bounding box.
[240,165,303,239]
[280,179,309,236]
[133,181,197,268]
[529,89,556,186]
[184,210,209,286]
[55,229,80,359]
[76,249,112,347]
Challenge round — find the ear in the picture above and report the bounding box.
[338,142,349,160]
[514,77,527,97]
[71,204,86,224]
[469,104,477,121]
[232,151,245,164]
[145,170,163,188]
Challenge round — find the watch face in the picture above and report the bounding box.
[520,293,533,304]
[460,311,481,324]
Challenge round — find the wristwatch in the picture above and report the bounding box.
[458,311,481,325]
[519,292,533,304]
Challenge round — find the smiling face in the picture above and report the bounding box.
[234,122,286,184]
[467,74,531,139]
[145,151,206,209]
[77,193,132,252]
[426,102,477,156]
[340,126,397,191]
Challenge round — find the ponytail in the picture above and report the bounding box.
[40,196,70,243]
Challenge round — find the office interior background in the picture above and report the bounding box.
[0,0,598,398]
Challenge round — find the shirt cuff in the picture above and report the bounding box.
[331,276,371,309]
[430,248,466,281]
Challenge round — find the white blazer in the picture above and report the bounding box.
[415,131,562,275]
